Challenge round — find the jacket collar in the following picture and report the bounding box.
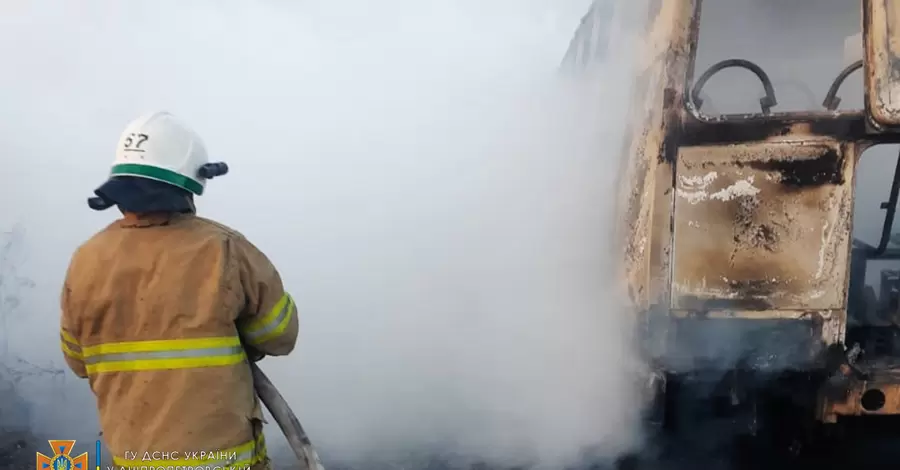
[117,212,185,228]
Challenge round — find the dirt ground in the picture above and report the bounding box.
[11,433,900,470]
[0,430,42,470]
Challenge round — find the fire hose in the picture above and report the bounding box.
[250,362,326,470]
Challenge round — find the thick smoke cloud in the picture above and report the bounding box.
[0,0,646,468]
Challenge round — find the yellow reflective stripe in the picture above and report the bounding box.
[61,329,78,345]
[60,330,83,361]
[60,341,83,361]
[112,434,266,467]
[82,336,247,374]
[241,293,296,345]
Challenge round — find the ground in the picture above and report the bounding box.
[0,429,41,470]
[7,430,900,470]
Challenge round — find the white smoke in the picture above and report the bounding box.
[0,1,646,468]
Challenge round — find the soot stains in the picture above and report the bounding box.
[744,149,845,190]
[677,295,774,311]
[680,113,867,146]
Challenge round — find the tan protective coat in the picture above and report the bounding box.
[59,213,299,469]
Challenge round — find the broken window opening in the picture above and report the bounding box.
[848,144,900,332]
[692,0,862,116]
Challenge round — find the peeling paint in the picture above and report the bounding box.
[676,175,760,204]
[819,315,844,345]
[594,0,900,425]
[815,219,830,279]
[709,177,761,201]
[675,171,718,203]
[672,142,854,313]
[676,188,708,204]
[679,171,718,188]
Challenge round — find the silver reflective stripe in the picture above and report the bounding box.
[83,346,244,365]
[83,337,247,374]
[60,332,83,360]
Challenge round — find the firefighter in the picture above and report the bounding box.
[59,111,298,470]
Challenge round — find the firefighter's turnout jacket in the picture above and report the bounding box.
[59,212,299,470]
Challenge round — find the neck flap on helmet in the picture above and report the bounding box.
[87,176,196,214]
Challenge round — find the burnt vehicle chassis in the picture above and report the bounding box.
[564,0,900,463]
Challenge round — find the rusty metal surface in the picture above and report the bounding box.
[822,383,900,418]
[670,309,835,320]
[663,0,900,354]
[564,0,900,423]
[606,0,893,350]
[671,141,856,312]
[864,0,900,128]
[819,358,900,421]
[615,0,697,311]
[605,1,900,317]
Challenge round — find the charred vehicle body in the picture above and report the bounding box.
[564,0,900,460]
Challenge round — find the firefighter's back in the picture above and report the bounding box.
[63,212,267,469]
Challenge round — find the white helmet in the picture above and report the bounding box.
[109,111,224,196]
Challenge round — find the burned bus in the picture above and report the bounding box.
[564,0,900,461]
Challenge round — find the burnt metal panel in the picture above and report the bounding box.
[819,357,900,421]
[671,141,856,312]
[616,62,668,310]
[613,0,698,310]
[680,112,877,145]
[864,0,900,128]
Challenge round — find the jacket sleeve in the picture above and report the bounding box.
[233,235,299,357]
[59,275,87,378]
